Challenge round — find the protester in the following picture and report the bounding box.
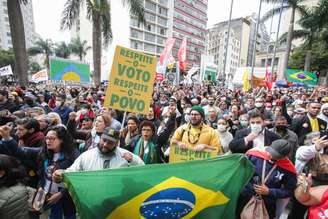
[236,139,297,219]
[53,94,73,125]
[229,112,280,154]
[171,105,222,153]
[216,118,233,154]
[0,125,79,219]
[120,116,139,148]
[0,90,18,113]
[0,154,29,219]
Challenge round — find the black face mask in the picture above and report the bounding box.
[275,125,287,132]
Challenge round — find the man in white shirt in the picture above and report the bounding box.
[53,127,144,182]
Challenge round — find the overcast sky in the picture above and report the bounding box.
[32,0,276,43]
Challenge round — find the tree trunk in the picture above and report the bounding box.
[304,50,312,71]
[281,5,296,80]
[7,0,28,86]
[92,13,102,86]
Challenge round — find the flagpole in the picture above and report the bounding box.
[271,0,284,82]
[176,61,180,85]
[250,0,263,83]
[223,0,234,82]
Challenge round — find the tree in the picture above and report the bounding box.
[28,38,54,78]
[0,49,15,68]
[7,0,29,86]
[262,0,307,78]
[55,41,71,59]
[69,37,91,61]
[61,0,146,86]
[279,0,328,70]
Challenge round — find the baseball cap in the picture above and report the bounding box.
[265,139,291,160]
[101,127,120,142]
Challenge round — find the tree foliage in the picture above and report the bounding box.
[0,49,15,68]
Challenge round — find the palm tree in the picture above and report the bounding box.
[61,0,146,86]
[28,38,54,78]
[279,0,328,71]
[7,0,29,86]
[55,41,71,59]
[262,0,307,78]
[69,37,91,61]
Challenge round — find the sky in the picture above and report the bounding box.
[32,0,276,43]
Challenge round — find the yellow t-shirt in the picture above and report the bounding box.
[309,117,319,132]
[171,123,222,154]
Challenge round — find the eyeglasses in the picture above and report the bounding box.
[45,136,58,141]
[142,128,152,132]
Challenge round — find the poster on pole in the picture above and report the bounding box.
[31,69,48,83]
[0,65,13,77]
[169,143,218,163]
[49,58,90,84]
[104,46,156,114]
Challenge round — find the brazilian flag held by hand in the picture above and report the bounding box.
[64,154,254,219]
[285,69,318,86]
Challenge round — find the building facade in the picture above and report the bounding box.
[0,0,36,50]
[206,15,269,80]
[172,0,208,68]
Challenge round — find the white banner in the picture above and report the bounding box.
[0,65,13,77]
[31,69,48,83]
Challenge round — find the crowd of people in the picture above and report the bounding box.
[0,81,328,219]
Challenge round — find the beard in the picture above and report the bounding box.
[97,144,116,155]
[190,119,202,126]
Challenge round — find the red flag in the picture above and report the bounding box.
[178,38,187,72]
[159,38,176,65]
[265,67,273,90]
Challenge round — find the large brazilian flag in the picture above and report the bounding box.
[285,69,318,86]
[64,154,254,219]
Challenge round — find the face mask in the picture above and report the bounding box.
[255,103,263,108]
[251,124,263,134]
[55,101,62,107]
[265,107,272,111]
[287,111,293,117]
[81,109,87,114]
[275,125,287,132]
[184,114,190,123]
[217,125,226,132]
[240,120,249,127]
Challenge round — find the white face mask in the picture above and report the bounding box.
[81,109,87,114]
[55,101,62,107]
[240,120,249,127]
[251,124,263,134]
[217,125,226,132]
[184,114,190,123]
[255,103,263,108]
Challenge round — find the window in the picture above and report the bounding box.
[145,0,156,12]
[145,13,156,22]
[158,7,168,16]
[146,23,155,32]
[131,18,142,28]
[159,0,168,6]
[131,29,143,39]
[156,46,164,54]
[6,32,11,37]
[145,33,155,42]
[144,43,155,52]
[159,27,166,35]
[131,40,143,50]
[157,37,165,44]
[157,17,167,26]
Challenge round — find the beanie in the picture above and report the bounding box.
[191,105,205,118]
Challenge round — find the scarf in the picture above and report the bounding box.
[133,138,156,164]
[246,148,296,174]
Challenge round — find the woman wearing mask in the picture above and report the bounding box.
[0,154,29,219]
[216,118,233,154]
[0,125,79,219]
[67,112,111,152]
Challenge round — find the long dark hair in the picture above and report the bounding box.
[39,125,76,164]
[0,154,27,187]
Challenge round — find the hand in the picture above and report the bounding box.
[254,184,269,195]
[314,135,328,151]
[177,142,188,150]
[245,132,258,144]
[69,112,77,121]
[52,169,64,183]
[47,192,63,205]
[194,144,209,152]
[122,152,133,162]
[0,125,12,139]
